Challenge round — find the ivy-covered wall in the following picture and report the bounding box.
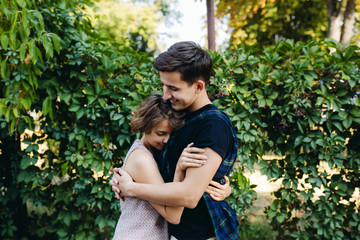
[0,1,359,240]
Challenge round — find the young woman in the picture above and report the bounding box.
[112,94,230,240]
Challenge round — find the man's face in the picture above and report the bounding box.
[160,71,198,111]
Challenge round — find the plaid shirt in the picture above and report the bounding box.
[159,107,240,240]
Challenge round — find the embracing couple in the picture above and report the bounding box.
[110,41,240,240]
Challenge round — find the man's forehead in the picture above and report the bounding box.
[160,77,184,87]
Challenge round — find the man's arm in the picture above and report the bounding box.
[113,147,222,208]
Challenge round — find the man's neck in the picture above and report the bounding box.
[188,93,212,113]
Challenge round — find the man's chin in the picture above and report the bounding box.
[171,102,184,110]
[171,103,180,110]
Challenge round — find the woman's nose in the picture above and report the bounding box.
[163,135,170,144]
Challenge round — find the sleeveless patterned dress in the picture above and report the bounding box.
[112,139,168,240]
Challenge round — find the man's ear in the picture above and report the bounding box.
[195,80,205,93]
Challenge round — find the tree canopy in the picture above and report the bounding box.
[215,0,360,48]
[85,0,180,53]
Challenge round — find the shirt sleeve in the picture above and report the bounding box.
[193,117,233,159]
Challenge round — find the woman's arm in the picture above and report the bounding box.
[123,144,210,224]
[113,147,222,208]
[111,146,231,210]
[124,149,183,224]
[173,143,207,181]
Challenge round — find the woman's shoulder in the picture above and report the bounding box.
[128,148,153,162]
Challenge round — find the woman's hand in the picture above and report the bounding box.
[206,176,231,201]
[176,143,207,171]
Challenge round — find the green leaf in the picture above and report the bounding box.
[51,33,61,54]
[57,229,68,238]
[297,121,304,134]
[29,39,38,64]
[98,98,107,108]
[42,96,52,116]
[21,95,31,109]
[258,98,266,108]
[268,91,279,99]
[276,213,285,223]
[338,111,348,120]
[332,121,343,131]
[69,103,81,112]
[1,59,7,78]
[294,136,303,147]
[10,11,19,33]
[61,92,72,105]
[113,113,123,121]
[22,8,30,37]
[19,42,27,62]
[16,0,26,8]
[35,10,44,30]
[64,213,71,226]
[1,0,9,16]
[76,108,85,120]
[42,34,53,58]
[303,71,316,86]
[233,67,243,74]
[255,89,264,99]
[20,156,32,169]
[354,98,360,107]
[336,89,348,97]
[265,98,273,106]
[78,74,88,82]
[342,117,352,129]
[1,34,9,49]
[101,54,111,71]
[87,96,96,105]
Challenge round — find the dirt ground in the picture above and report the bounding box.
[244,164,282,222]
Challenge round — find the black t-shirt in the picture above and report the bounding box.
[163,104,233,240]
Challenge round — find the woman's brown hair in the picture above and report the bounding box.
[131,94,184,134]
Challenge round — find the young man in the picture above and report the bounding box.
[110,41,240,240]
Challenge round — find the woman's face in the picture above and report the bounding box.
[144,119,171,150]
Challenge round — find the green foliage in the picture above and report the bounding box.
[0,0,159,239]
[215,0,329,47]
[85,0,162,53]
[211,39,360,239]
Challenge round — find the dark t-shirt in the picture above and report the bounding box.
[163,104,233,240]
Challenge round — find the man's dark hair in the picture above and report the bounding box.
[153,41,212,86]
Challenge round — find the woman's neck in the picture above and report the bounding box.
[140,135,153,155]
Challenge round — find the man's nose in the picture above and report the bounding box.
[163,86,171,100]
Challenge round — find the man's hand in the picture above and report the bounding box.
[109,168,134,199]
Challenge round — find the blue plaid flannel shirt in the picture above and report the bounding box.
[158,107,240,240]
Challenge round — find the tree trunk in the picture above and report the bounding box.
[340,0,356,45]
[206,0,216,51]
[326,0,346,42]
